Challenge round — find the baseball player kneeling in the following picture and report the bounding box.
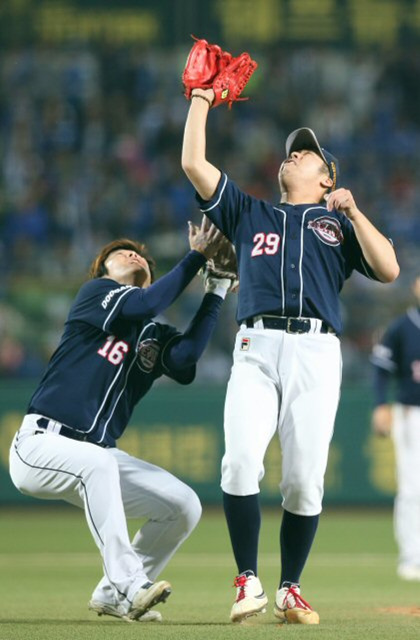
[9,219,236,623]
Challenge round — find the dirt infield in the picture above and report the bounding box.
[379,607,420,617]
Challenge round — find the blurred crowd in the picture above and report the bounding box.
[0,42,418,381]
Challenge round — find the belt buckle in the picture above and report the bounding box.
[286,318,306,334]
[286,317,296,334]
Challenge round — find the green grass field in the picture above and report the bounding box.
[1,506,419,639]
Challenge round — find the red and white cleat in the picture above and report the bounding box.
[230,572,268,623]
[274,585,319,624]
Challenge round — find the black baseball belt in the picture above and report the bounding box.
[244,316,335,335]
[34,416,110,448]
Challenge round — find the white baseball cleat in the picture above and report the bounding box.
[397,564,420,581]
[88,599,163,622]
[274,585,319,624]
[230,572,268,623]
[128,580,172,621]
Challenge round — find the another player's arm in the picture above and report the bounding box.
[371,404,393,437]
[370,327,398,436]
[162,234,235,371]
[326,189,399,283]
[117,219,223,322]
[182,88,221,200]
[371,366,393,437]
[163,292,225,373]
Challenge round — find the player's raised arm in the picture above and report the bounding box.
[117,218,225,321]
[182,87,221,200]
[181,37,257,201]
[163,234,238,372]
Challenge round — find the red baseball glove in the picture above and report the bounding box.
[182,36,232,100]
[212,53,258,109]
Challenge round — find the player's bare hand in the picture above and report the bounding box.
[188,215,224,259]
[325,188,359,220]
[371,404,393,437]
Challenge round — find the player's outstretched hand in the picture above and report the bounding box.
[188,215,224,259]
[325,188,359,220]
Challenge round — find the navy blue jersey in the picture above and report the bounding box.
[197,173,383,334]
[28,278,196,447]
[371,308,420,407]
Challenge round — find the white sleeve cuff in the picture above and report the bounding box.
[205,276,231,299]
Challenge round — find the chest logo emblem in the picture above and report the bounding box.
[137,339,160,372]
[307,216,344,246]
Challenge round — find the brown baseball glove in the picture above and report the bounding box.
[205,236,239,292]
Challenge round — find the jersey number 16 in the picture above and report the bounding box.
[98,335,129,365]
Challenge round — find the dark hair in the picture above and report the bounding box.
[89,238,156,282]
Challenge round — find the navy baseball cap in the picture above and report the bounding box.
[285,127,339,191]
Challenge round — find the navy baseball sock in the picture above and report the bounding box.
[279,509,319,588]
[223,492,261,576]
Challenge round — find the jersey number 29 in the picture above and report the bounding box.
[251,232,281,257]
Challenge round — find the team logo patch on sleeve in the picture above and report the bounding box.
[307,216,344,246]
[137,338,160,372]
[240,337,250,351]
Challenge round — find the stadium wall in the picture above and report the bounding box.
[0,381,396,505]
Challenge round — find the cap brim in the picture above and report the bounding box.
[285,128,328,165]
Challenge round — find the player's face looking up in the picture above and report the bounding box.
[278,149,333,199]
[103,249,152,288]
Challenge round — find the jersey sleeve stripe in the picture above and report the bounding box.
[359,255,377,280]
[102,287,139,332]
[198,173,228,213]
[370,354,397,372]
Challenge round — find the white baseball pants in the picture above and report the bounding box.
[9,414,201,607]
[392,404,420,567]
[221,327,342,515]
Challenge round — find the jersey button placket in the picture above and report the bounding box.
[285,214,301,315]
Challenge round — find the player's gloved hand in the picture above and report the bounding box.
[212,52,258,109]
[203,235,239,296]
[183,36,257,109]
[182,36,232,101]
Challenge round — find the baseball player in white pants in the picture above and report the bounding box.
[10,415,200,617]
[9,226,234,622]
[371,274,420,580]
[182,78,400,624]
[222,329,341,514]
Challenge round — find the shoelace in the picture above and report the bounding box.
[233,574,248,602]
[284,586,313,611]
